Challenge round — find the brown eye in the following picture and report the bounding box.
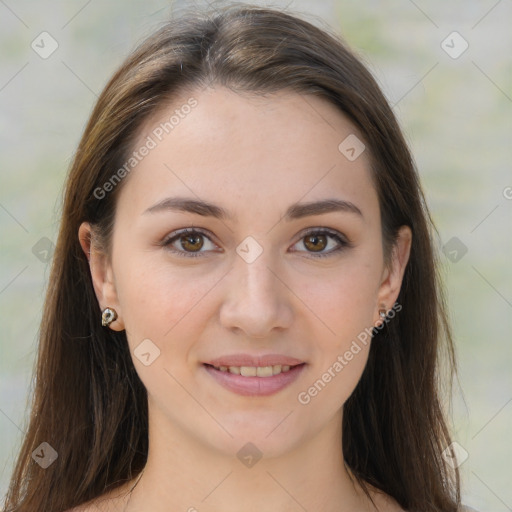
[179,233,204,252]
[163,228,218,258]
[292,229,350,258]
[303,233,328,252]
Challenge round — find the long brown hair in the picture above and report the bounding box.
[3,4,459,511]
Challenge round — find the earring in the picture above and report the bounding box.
[375,308,387,327]
[101,307,118,327]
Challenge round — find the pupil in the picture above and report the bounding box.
[305,234,326,252]
[182,234,203,251]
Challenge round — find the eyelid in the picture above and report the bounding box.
[161,226,352,258]
[298,226,351,245]
[291,227,352,258]
[160,227,220,257]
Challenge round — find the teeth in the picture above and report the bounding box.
[256,366,273,377]
[214,364,293,376]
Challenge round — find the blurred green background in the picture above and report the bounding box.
[1,0,511,510]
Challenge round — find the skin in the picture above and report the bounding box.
[77,87,411,512]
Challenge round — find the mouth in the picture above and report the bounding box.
[205,363,298,377]
[202,362,306,396]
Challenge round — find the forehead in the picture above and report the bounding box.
[117,86,378,224]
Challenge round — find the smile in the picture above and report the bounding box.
[210,364,294,377]
[203,363,306,396]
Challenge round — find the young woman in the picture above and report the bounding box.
[3,4,468,512]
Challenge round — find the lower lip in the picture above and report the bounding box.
[203,363,306,396]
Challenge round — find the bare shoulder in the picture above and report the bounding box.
[64,504,95,512]
[64,499,122,512]
[64,501,112,512]
[369,485,479,512]
[370,495,480,512]
[64,505,91,512]
[368,488,406,512]
[63,482,133,512]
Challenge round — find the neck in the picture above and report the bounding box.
[124,408,374,512]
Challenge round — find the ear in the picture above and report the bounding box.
[78,222,125,331]
[375,225,412,324]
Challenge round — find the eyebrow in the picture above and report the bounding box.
[143,196,363,221]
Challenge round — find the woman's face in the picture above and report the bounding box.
[83,86,411,458]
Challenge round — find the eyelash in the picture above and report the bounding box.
[161,227,351,259]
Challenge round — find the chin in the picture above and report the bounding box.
[212,416,308,458]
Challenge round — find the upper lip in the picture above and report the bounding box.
[204,354,305,367]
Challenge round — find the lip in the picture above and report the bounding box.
[203,362,306,397]
[204,354,305,367]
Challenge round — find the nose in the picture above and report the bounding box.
[219,249,294,339]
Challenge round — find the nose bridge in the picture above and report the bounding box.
[234,245,283,306]
[219,245,293,336]
[238,249,277,297]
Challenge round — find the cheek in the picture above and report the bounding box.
[295,257,379,405]
[114,251,206,333]
[296,291,374,416]
[304,261,381,344]
[112,258,215,398]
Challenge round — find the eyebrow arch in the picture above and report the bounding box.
[143,197,363,221]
